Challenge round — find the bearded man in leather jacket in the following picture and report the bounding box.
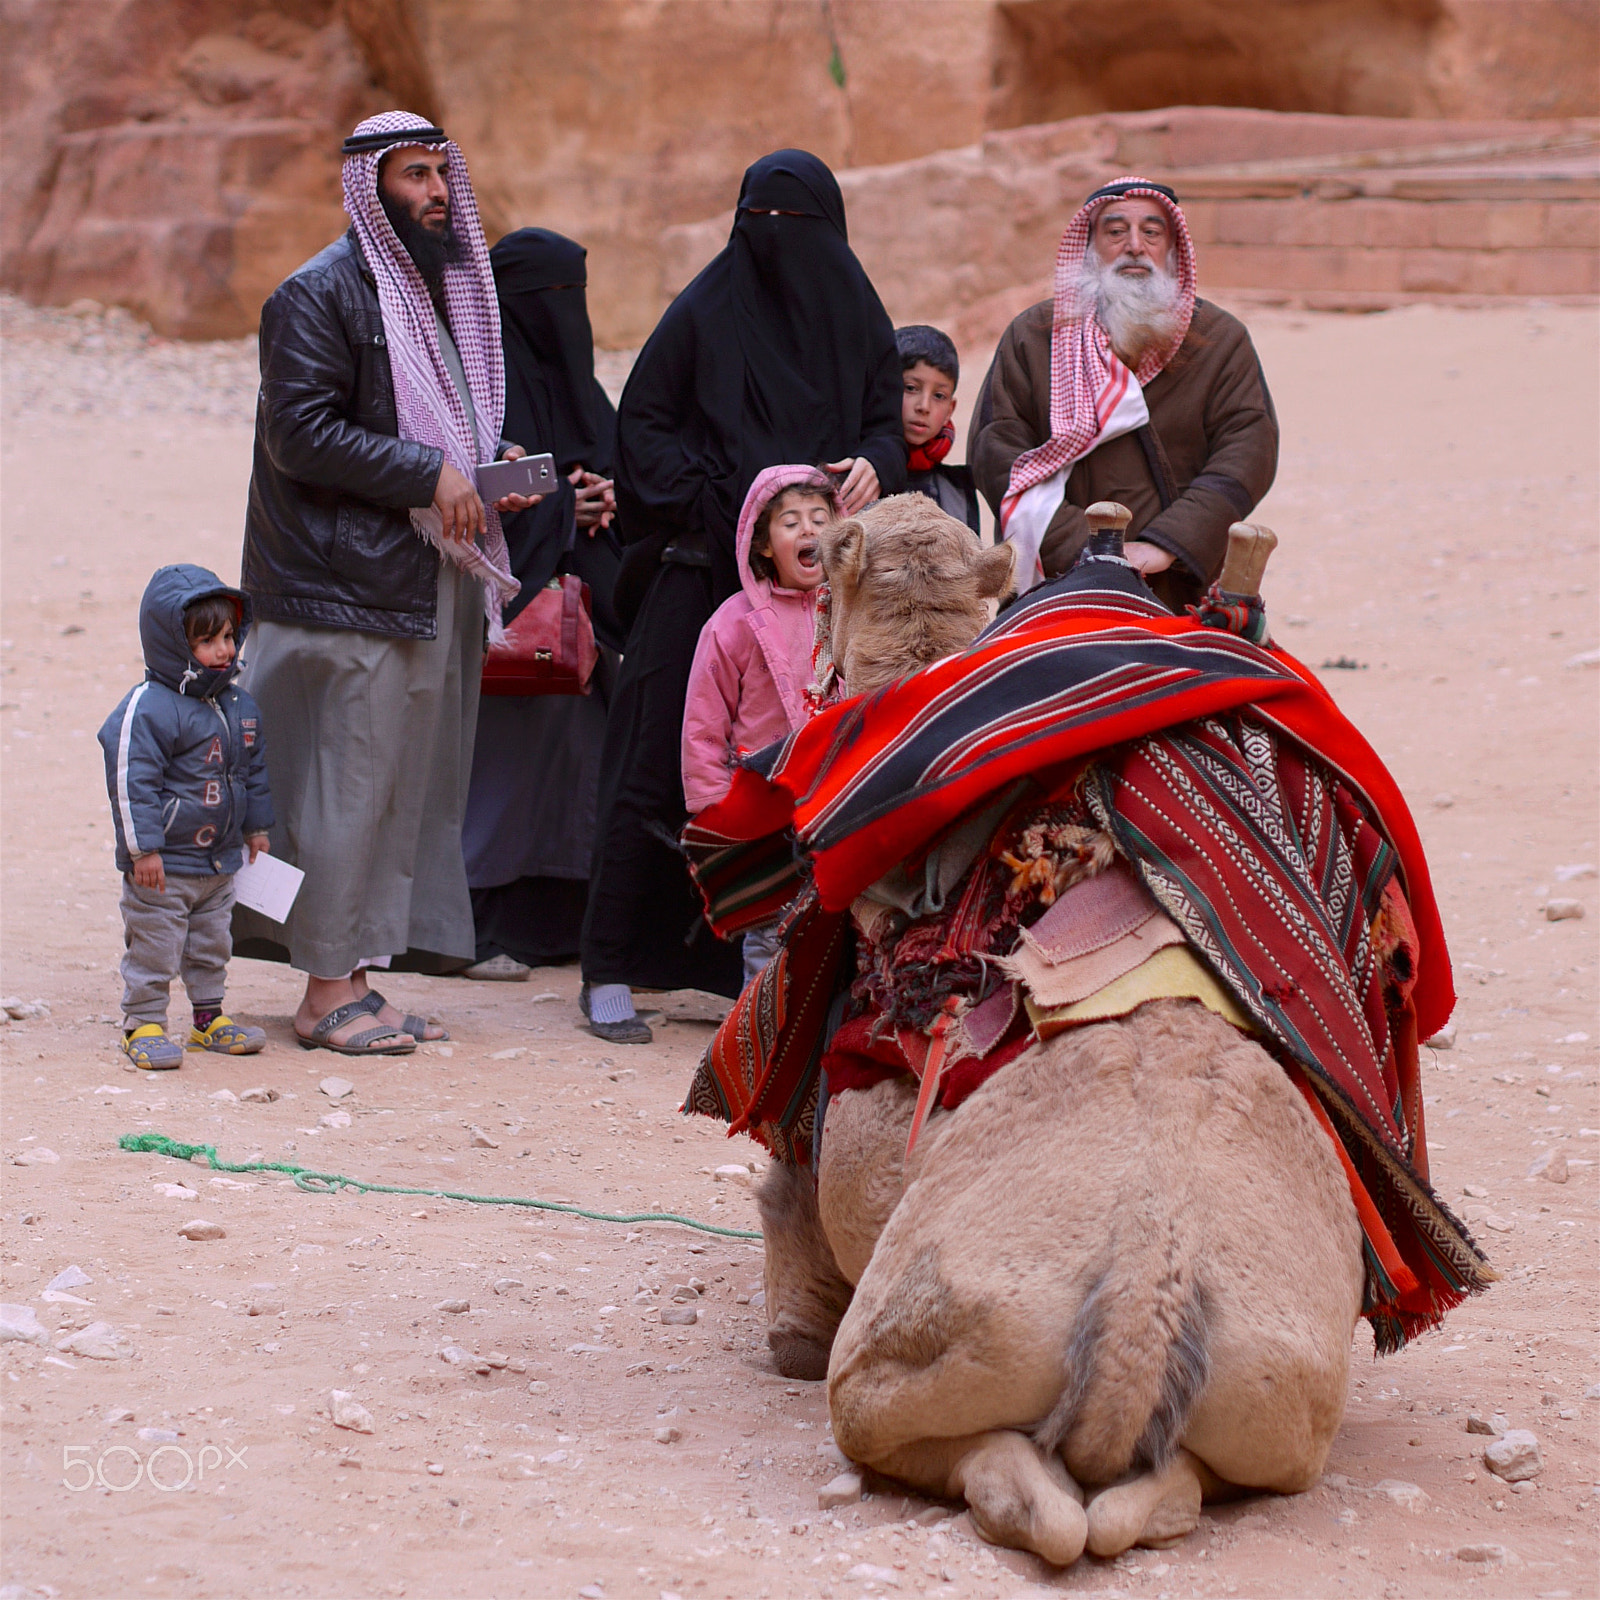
[235,112,538,1055]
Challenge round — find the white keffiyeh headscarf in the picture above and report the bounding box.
[1000,177,1197,593]
[341,110,518,634]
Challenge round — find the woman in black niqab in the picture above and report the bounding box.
[460,228,623,979]
[580,149,906,1037]
[490,227,623,647]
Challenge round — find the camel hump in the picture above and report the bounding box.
[1034,1259,1213,1485]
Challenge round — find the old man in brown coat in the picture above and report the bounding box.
[969,178,1277,612]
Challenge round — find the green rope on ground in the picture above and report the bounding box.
[118,1132,762,1241]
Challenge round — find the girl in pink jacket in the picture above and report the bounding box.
[682,465,840,978]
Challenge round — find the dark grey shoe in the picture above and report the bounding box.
[587,1015,653,1045]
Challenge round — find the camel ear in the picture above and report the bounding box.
[821,518,867,596]
[975,540,1016,603]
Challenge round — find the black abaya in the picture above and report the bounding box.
[464,229,621,968]
[581,150,906,998]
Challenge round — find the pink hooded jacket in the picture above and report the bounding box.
[681,465,831,813]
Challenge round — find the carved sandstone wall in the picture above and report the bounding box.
[3,0,1595,343]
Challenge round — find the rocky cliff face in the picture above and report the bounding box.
[3,0,1595,343]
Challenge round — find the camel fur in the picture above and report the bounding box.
[820,494,1014,696]
[752,507,1370,1567]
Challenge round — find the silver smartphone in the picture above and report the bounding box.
[475,453,558,500]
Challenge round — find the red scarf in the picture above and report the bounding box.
[908,423,953,473]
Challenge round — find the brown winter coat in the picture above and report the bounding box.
[968,299,1278,611]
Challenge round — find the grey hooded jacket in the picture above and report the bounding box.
[97,565,275,877]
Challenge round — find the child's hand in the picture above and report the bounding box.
[131,852,166,892]
[246,834,271,863]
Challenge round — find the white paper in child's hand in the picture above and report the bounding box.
[233,852,304,923]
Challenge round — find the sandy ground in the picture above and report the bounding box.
[1,292,1597,1600]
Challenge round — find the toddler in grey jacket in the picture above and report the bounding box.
[97,566,275,1069]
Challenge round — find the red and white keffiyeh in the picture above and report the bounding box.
[341,110,518,633]
[1000,178,1197,592]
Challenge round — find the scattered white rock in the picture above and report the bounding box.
[819,1470,863,1509]
[1529,1148,1569,1183]
[104,1407,134,1424]
[57,1321,133,1360]
[247,1298,284,1317]
[713,1163,754,1185]
[435,1298,469,1314]
[489,1047,525,1060]
[1483,1429,1542,1482]
[2,998,50,1020]
[318,1111,352,1130]
[1456,1543,1516,1564]
[578,1584,604,1599]
[319,1076,354,1100]
[91,1085,130,1095]
[330,1390,375,1433]
[1430,793,1454,809]
[439,1345,470,1365]
[1563,648,1600,669]
[1425,1020,1457,1049]
[845,1565,900,1588]
[45,1266,91,1292]
[1554,863,1598,881]
[653,1425,682,1444]
[1461,1182,1489,1198]
[178,1219,226,1241]
[137,1427,180,1445]
[426,1462,444,1475]
[659,1305,698,1326]
[468,1126,499,1149]
[1544,899,1585,921]
[1466,1413,1508,1435]
[209,1088,238,1103]
[238,1086,279,1103]
[0,1304,50,1346]
[492,1278,524,1294]
[670,1284,700,1302]
[13,1147,60,1166]
[208,1175,255,1191]
[1374,1479,1430,1513]
[152,1183,198,1199]
[39,1289,92,1306]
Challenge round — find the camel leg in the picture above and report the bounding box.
[756,1160,852,1380]
[1084,1447,1207,1556]
[872,1431,1088,1568]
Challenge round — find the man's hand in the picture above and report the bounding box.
[246,833,271,864]
[433,461,486,543]
[824,458,880,516]
[131,851,166,892]
[1123,540,1175,577]
[493,444,542,516]
[570,467,616,532]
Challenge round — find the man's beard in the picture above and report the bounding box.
[1074,252,1183,368]
[380,190,466,294]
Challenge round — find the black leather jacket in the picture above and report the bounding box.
[243,230,451,638]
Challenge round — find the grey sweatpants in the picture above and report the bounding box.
[120,873,234,1029]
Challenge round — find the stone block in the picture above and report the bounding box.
[1544,202,1600,249]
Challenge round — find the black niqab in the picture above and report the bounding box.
[489,228,621,635]
[614,148,906,605]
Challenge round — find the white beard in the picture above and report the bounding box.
[1074,252,1183,368]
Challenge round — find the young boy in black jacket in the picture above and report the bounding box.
[896,324,981,535]
[98,566,274,1069]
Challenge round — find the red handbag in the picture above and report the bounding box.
[481,574,598,695]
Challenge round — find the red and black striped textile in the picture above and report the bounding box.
[683,572,1486,1346]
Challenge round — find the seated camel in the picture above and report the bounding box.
[755,493,1374,1565]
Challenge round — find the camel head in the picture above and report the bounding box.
[820,494,1015,697]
